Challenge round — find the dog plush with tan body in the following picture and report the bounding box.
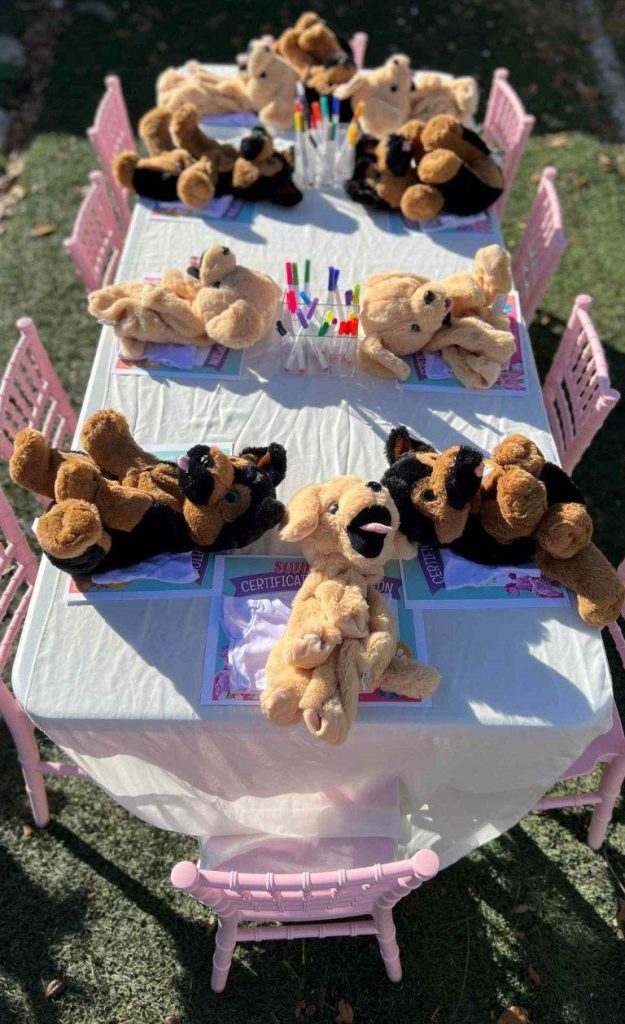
[88,244,281,361]
[357,245,516,388]
[261,476,440,744]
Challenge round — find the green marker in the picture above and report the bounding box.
[304,258,311,285]
[292,262,299,287]
[317,321,330,336]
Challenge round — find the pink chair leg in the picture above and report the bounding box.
[587,755,625,850]
[0,684,49,827]
[211,915,239,993]
[372,905,402,982]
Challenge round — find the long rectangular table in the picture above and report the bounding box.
[13,179,613,869]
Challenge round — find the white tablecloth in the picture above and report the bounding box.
[13,181,613,870]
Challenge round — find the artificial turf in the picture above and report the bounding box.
[1,2,624,1022]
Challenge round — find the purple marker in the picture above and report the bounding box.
[307,297,319,320]
[331,267,340,290]
[296,309,308,330]
[327,266,335,291]
[345,289,353,306]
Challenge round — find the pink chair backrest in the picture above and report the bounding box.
[64,171,124,292]
[483,67,535,220]
[349,32,368,70]
[543,294,620,474]
[172,848,439,922]
[0,318,77,476]
[512,166,568,324]
[608,558,625,666]
[0,485,38,674]
[87,74,133,229]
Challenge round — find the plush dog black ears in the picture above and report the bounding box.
[386,425,436,465]
[239,443,287,487]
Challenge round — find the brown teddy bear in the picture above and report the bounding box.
[273,11,356,116]
[346,114,504,221]
[156,61,255,118]
[88,243,282,361]
[114,103,238,208]
[382,427,624,628]
[410,73,479,126]
[334,55,413,138]
[260,476,440,744]
[232,125,303,206]
[9,409,287,578]
[356,245,516,388]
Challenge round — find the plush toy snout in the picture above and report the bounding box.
[192,244,237,285]
[240,127,270,161]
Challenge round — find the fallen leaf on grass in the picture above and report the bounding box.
[30,223,57,237]
[498,1008,529,1024]
[512,904,529,914]
[43,978,67,999]
[21,823,33,839]
[615,898,625,937]
[574,175,589,188]
[163,1016,180,1024]
[547,133,569,148]
[336,999,354,1023]
[0,183,26,219]
[528,965,541,985]
[596,152,615,172]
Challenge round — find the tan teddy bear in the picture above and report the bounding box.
[334,55,413,138]
[156,61,255,118]
[260,476,440,745]
[356,245,516,388]
[274,10,348,75]
[88,244,282,361]
[410,73,479,126]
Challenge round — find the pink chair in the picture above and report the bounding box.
[172,846,439,993]
[483,67,535,220]
[87,74,133,229]
[512,167,568,325]
[535,559,625,848]
[349,32,368,69]
[64,171,124,292]
[0,318,77,482]
[543,294,620,475]
[0,486,86,827]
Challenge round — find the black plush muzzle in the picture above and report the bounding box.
[347,505,393,559]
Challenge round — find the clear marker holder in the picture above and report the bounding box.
[278,300,358,377]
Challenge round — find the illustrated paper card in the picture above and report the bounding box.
[398,292,529,395]
[109,275,244,381]
[145,195,255,224]
[200,555,433,706]
[65,444,231,604]
[389,208,499,237]
[400,544,570,610]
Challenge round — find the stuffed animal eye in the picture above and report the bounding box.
[213,281,221,288]
[424,290,435,305]
[259,71,268,78]
[327,502,339,514]
[224,490,240,505]
[390,85,398,93]
[410,323,421,332]
[422,489,435,502]
[221,246,230,255]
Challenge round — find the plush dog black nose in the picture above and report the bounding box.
[366,481,382,492]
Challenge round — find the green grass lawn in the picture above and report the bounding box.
[1,2,625,1022]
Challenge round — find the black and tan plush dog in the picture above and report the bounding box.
[382,425,624,627]
[232,126,303,206]
[9,409,287,577]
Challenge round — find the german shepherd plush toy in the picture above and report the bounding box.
[9,410,287,578]
[382,426,624,628]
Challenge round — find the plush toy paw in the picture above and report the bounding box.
[287,632,336,669]
[177,158,216,208]
[536,502,593,559]
[36,498,110,562]
[260,684,303,725]
[400,183,444,221]
[337,588,370,638]
[418,149,463,185]
[492,466,548,534]
[381,652,441,699]
[302,697,350,746]
[490,434,545,477]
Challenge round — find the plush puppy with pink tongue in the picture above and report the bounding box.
[261,475,440,744]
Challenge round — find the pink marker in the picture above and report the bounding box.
[287,290,297,314]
